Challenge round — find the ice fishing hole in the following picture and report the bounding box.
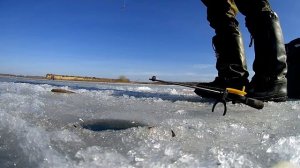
[78,119,148,131]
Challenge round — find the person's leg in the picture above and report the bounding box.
[195,0,249,98]
[235,0,287,101]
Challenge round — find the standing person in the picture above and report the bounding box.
[195,0,287,102]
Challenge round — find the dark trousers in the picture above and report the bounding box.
[201,0,272,31]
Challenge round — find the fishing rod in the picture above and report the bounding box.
[149,76,264,115]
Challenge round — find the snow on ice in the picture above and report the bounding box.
[0,77,300,168]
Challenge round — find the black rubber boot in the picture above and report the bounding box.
[248,76,287,102]
[246,11,287,102]
[194,26,249,98]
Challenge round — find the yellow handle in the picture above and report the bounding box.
[226,86,247,96]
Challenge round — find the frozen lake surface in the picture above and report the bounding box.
[0,77,300,168]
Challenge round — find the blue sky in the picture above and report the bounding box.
[0,0,299,82]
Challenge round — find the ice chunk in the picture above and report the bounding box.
[267,136,300,165]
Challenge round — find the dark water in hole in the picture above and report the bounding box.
[79,119,148,131]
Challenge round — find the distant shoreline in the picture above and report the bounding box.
[45,74,131,83]
[0,73,154,85]
[0,74,46,80]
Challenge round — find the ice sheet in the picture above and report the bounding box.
[0,77,300,168]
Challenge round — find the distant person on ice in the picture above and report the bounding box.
[195,0,287,102]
